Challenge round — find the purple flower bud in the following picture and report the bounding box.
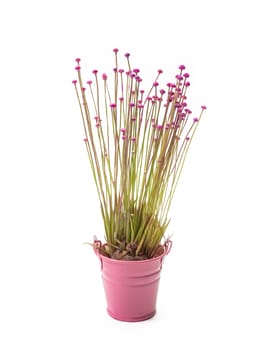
[160,89,165,95]
[102,73,107,80]
[119,69,124,73]
[131,137,136,142]
[124,53,130,58]
[75,66,81,71]
[75,58,81,63]
[153,81,159,87]
[184,81,190,87]
[120,128,126,134]
[176,74,183,81]
[201,105,207,110]
[110,103,116,108]
[133,68,140,74]
[179,64,186,70]
[183,73,190,78]
[113,48,119,53]
[87,80,92,85]
[193,117,199,123]
[129,102,135,107]
[158,69,163,74]
[92,69,98,75]
[72,80,77,85]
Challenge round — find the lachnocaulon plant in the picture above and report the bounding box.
[73,48,206,260]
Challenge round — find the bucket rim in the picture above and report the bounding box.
[93,239,172,264]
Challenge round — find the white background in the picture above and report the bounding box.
[0,0,262,349]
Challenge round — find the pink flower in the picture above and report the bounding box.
[72,80,77,85]
[176,74,183,81]
[113,48,119,53]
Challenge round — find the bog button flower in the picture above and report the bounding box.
[72,48,206,261]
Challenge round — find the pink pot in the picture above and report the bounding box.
[94,241,172,322]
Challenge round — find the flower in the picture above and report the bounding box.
[73,49,206,260]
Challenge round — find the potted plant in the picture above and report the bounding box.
[72,48,206,322]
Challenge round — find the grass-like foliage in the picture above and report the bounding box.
[73,49,206,260]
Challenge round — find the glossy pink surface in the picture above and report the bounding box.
[96,242,172,322]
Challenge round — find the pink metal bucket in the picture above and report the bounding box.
[95,240,172,322]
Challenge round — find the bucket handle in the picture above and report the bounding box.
[93,239,104,270]
[160,239,172,270]
[164,239,173,256]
